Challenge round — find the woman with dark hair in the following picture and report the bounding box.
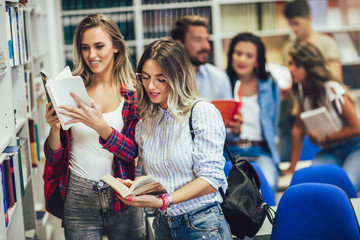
[225,32,280,193]
[285,41,360,192]
[118,38,232,239]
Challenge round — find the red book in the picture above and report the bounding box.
[212,100,241,122]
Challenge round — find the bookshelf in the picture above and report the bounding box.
[0,0,55,239]
[58,0,360,90]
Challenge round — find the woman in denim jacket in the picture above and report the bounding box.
[225,33,280,193]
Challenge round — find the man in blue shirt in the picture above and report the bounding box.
[171,15,232,101]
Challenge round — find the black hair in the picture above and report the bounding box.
[226,32,269,90]
[284,0,310,19]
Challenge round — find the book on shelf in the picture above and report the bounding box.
[101,174,167,198]
[28,119,38,167]
[300,106,340,136]
[332,32,360,63]
[212,100,241,123]
[0,163,9,227]
[40,66,91,131]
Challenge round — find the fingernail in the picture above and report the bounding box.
[128,198,132,201]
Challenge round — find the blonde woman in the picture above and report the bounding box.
[43,14,145,239]
[285,41,360,192]
[118,39,232,239]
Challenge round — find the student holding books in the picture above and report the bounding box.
[224,33,280,194]
[43,14,145,239]
[284,41,360,191]
[118,39,233,239]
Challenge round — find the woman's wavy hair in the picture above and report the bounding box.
[136,38,200,123]
[226,32,269,90]
[289,41,352,110]
[72,14,135,91]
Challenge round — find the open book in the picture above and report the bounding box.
[212,100,241,122]
[40,66,91,130]
[101,174,167,198]
[300,106,340,136]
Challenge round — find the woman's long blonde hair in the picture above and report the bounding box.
[72,14,135,91]
[136,38,200,123]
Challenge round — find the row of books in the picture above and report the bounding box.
[308,0,360,29]
[1,154,18,228]
[5,6,30,67]
[143,7,211,39]
[62,0,133,11]
[62,12,135,45]
[220,2,288,34]
[142,0,209,4]
[332,32,360,63]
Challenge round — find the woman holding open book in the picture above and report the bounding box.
[43,14,145,239]
[224,33,281,194]
[284,41,360,191]
[118,39,233,239]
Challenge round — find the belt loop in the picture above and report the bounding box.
[216,202,223,214]
[184,213,190,228]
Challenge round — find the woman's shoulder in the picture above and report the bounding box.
[325,81,346,94]
[192,100,222,121]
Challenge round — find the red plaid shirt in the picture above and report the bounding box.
[43,86,139,216]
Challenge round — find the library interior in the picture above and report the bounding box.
[1,0,360,239]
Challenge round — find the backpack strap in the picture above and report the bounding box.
[189,101,231,199]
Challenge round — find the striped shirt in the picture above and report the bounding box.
[135,101,227,216]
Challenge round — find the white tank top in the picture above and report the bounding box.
[240,94,263,141]
[69,99,124,181]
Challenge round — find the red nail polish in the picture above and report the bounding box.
[128,198,132,201]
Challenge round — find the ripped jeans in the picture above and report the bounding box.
[153,202,233,240]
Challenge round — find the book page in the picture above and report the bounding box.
[131,182,167,196]
[130,175,157,192]
[46,76,91,130]
[101,174,131,198]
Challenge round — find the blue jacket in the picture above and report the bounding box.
[229,76,281,165]
[258,76,280,165]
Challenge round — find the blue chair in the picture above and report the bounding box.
[271,183,360,240]
[223,161,276,206]
[290,164,358,198]
[251,162,276,206]
[299,135,320,160]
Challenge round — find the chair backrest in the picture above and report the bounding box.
[223,161,276,206]
[290,164,358,198]
[271,183,360,240]
[251,162,276,206]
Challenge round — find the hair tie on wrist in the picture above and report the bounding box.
[165,193,173,207]
[160,194,166,211]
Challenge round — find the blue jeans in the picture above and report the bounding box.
[153,202,232,240]
[312,137,360,192]
[64,174,146,240]
[224,145,279,194]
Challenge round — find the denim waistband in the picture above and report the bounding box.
[69,173,109,191]
[156,202,221,225]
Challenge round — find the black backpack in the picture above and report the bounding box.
[189,103,276,239]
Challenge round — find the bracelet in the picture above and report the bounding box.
[159,194,166,211]
[164,193,173,207]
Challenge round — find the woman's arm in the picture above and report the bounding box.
[326,95,360,142]
[283,111,306,174]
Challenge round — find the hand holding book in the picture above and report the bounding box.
[101,174,167,198]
